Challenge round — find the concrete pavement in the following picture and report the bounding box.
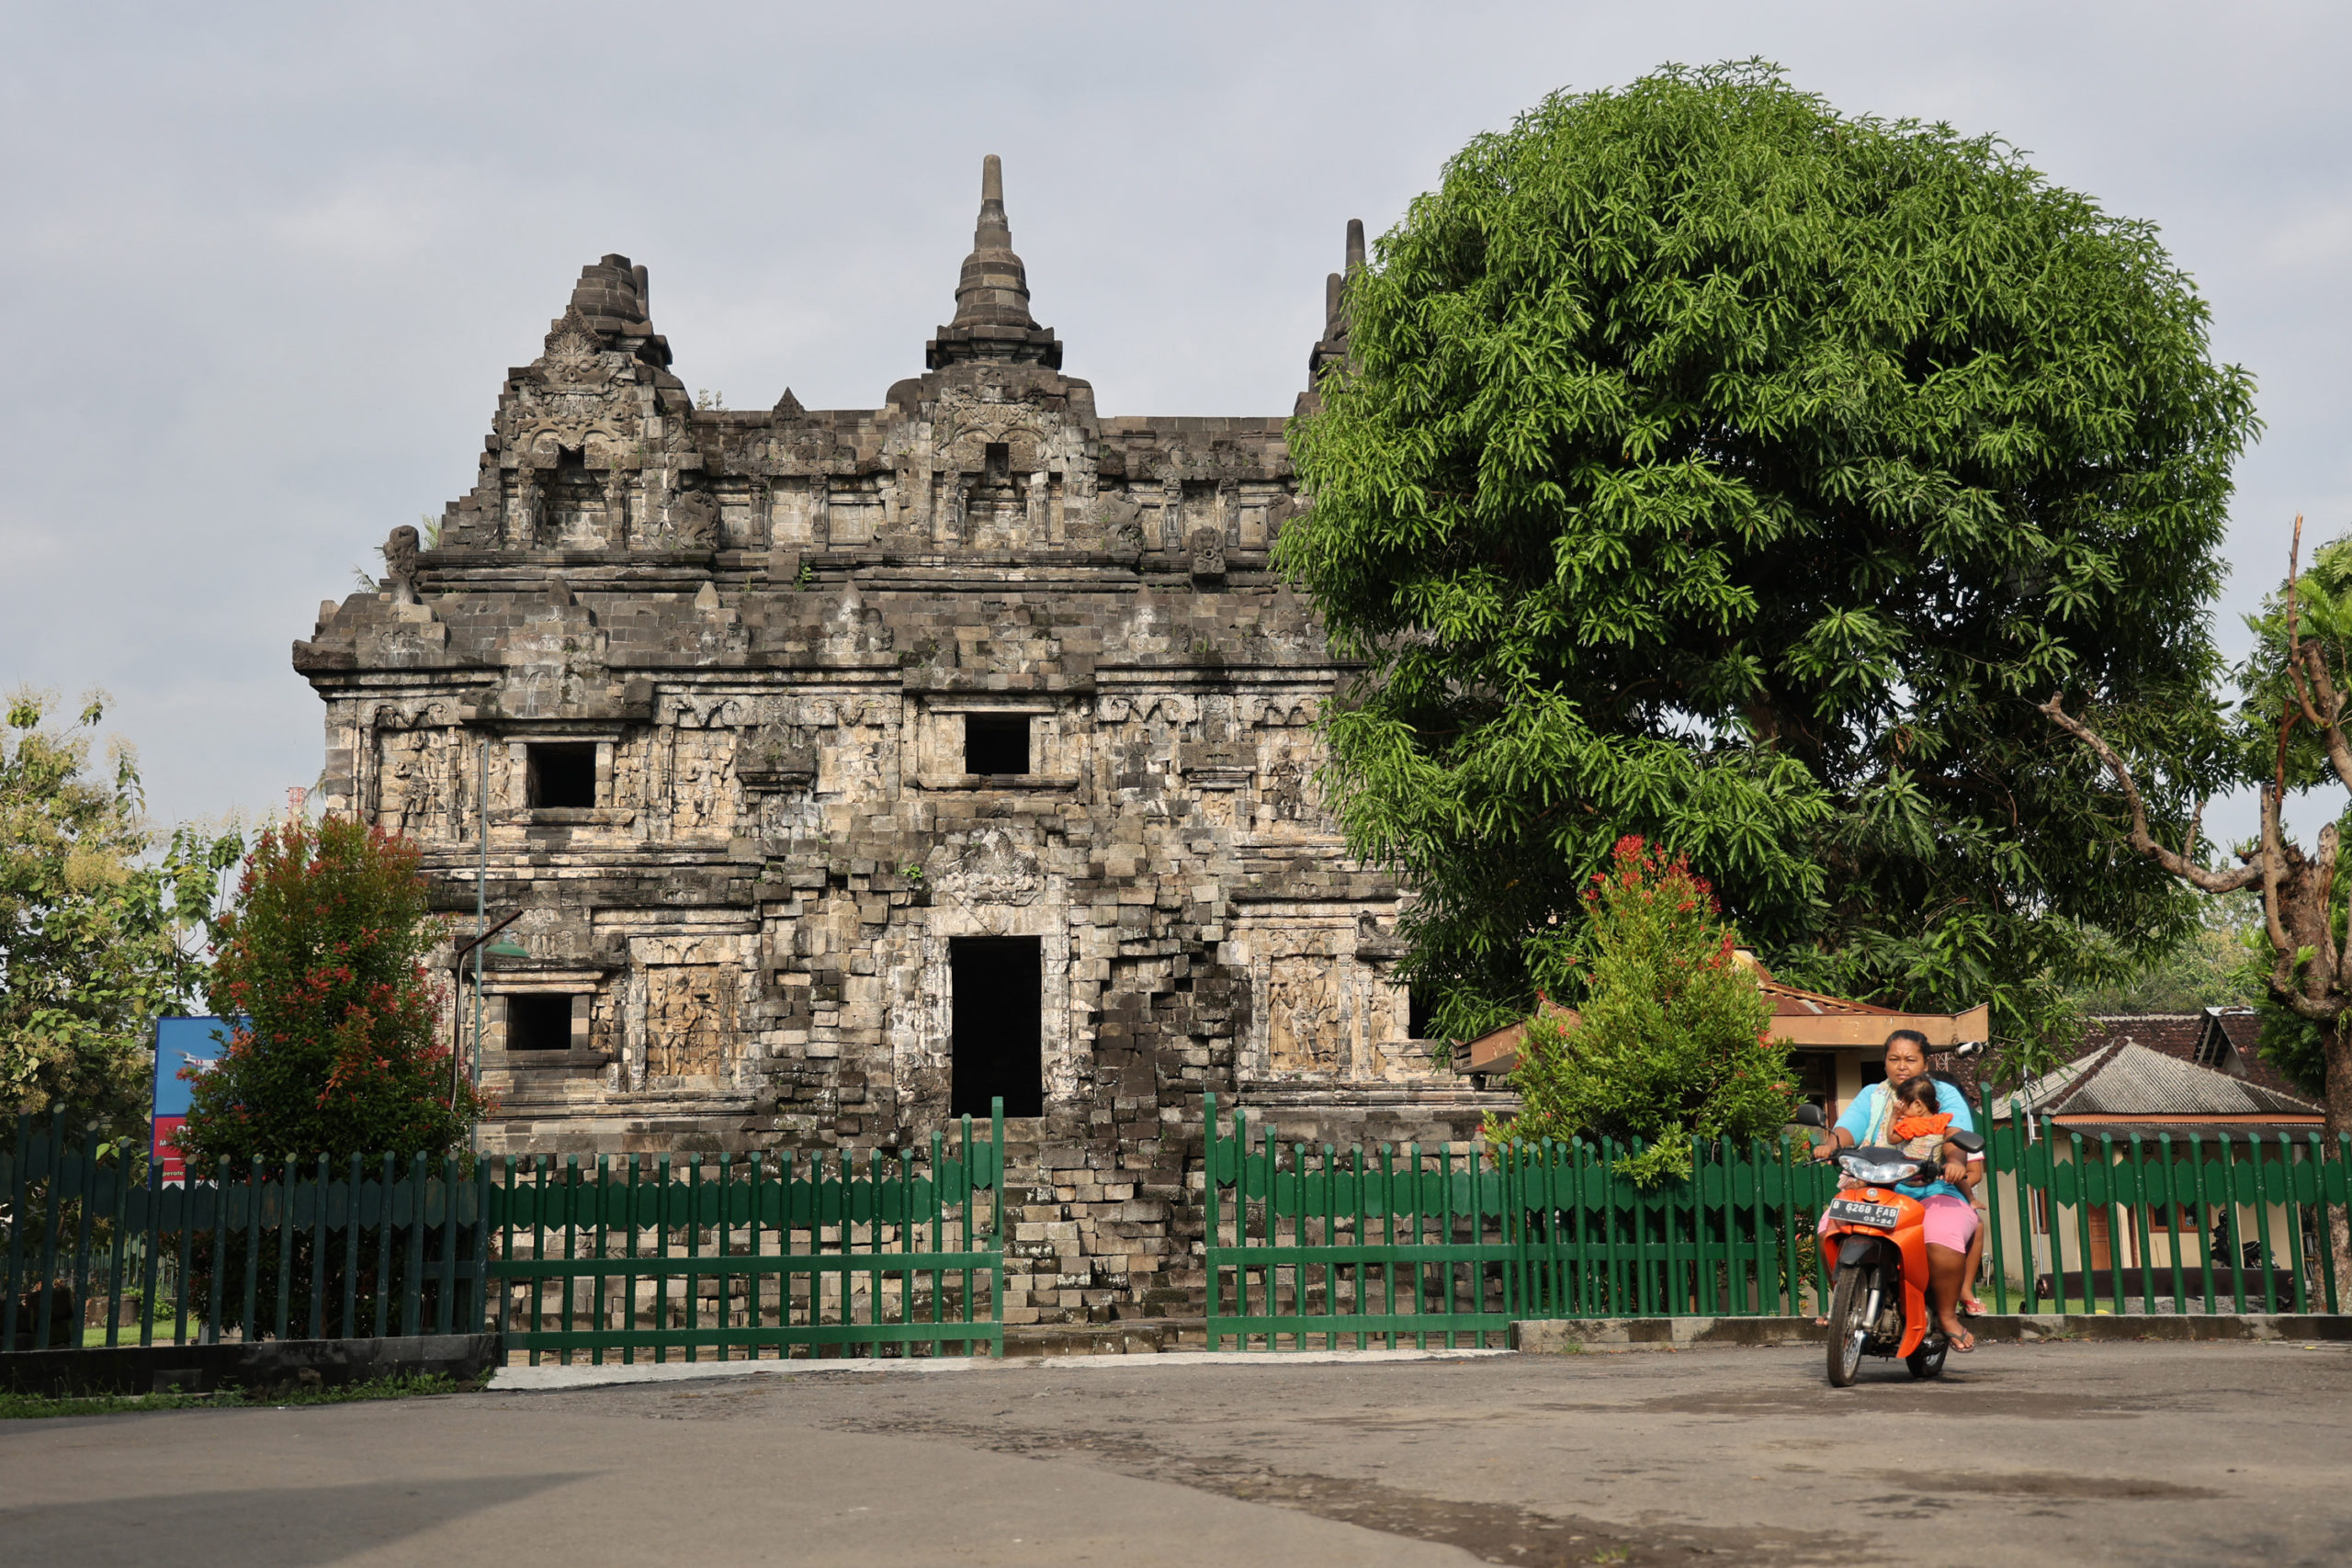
[4,1340,2348,1565]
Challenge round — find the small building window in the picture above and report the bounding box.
[505,994,574,1052]
[1407,987,1433,1042]
[526,743,597,808]
[964,714,1029,776]
[1787,1051,1837,1115]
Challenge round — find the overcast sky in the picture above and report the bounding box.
[4,1,2346,844]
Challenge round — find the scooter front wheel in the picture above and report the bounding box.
[1826,1265,1870,1387]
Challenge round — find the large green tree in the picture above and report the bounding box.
[1,689,241,1142]
[1281,62,2257,1069]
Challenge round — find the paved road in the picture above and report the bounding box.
[5,1341,2349,1566]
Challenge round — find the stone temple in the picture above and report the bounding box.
[293,157,1506,1326]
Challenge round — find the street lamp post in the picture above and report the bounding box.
[451,739,528,1155]
[474,740,485,1150]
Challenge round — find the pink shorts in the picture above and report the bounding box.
[1818,1191,1979,1252]
[1919,1193,1979,1252]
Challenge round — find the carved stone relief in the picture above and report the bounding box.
[671,488,718,549]
[927,827,1043,909]
[670,727,740,833]
[1188,525,1226,582]
[374,728,458,839]
[1262,757,1309,826]
[368,704,464,839]
[1266,954,1342,1073]
[645,964,740,1078]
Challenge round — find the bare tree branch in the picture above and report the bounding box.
[2042,520,2351,1177]
[2299,642,2352,793]
[2038,694,2260,894]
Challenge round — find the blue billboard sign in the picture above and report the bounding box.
[153,1015,238,1179]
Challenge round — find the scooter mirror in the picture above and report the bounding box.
[1788,1103,1826,1129]
[1948,1129,1985,1154]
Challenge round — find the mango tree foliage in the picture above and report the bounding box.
[0,690,242,1139]
[1280,62,2257,1067]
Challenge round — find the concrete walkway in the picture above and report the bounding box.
[6,1340,2348,1565]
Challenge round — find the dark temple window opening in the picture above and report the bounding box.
[526,742,597,808]
[984,442,1011,483]
[1408,987,1437,1042]
[951,936,1042,1118]
[505,993,574,1052]
[964,714,1029,776]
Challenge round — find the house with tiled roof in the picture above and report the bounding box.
[1996,1038,2324,1140]
[2075,1009,2306,1102]
[1985,1039,2325,1302]
[1460,953,1987,1121]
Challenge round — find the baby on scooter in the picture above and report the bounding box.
[1826,1076,1958,1190]
[1887,1075,1961,1167]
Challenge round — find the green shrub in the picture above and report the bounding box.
[178,818,484,1173]
[1486,837,1795,1183]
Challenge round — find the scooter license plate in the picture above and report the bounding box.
[1827,1198,1901,1229]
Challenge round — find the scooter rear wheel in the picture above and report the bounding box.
[1906,1335,1949,1380]
[1826,1266,1870,1387]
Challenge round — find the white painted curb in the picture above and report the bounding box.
[490,1345,1513,1393]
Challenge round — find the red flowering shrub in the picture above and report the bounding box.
[1486,837,1794,1183]
[177,818,483,1173]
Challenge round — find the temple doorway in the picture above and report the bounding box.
[951,935,1042,1117]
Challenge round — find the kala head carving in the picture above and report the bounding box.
[1189,525,1227,583]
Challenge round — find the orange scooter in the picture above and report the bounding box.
[1790,1104,1984,1387]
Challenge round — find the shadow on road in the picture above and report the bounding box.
[0,1471,599,1567]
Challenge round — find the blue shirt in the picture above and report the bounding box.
[1836,1078,1975,1201]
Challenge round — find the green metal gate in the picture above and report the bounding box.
[1976,1112,2351,1316]
[486,1103,1006,1363]
[1207,1093,2352,1348]
[1204,1095,1523,1349]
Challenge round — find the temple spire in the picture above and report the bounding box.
[1307,218,1364,384]
[928,154,1062,369]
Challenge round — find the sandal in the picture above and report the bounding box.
[1951,1328,1975,1352]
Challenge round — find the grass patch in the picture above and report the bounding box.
[0,1371,480,1419]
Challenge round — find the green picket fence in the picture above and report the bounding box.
[1202,1097,1838,1349]
[1207,1094,2352,1348]
[484,1102,1006,1363]
[1506,1133,1840,1320]
[4,1114,489,1355]
[1204,1095,1524,1349]
[1977,1109,2352,1317]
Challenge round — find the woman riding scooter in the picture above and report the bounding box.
[1811,1029,1982,1352]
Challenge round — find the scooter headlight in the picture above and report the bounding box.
[1838,1155,1918,1186]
